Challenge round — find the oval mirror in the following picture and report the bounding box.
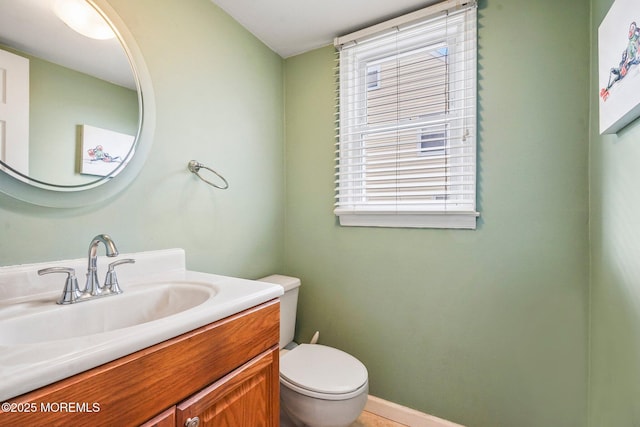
[0,0,154,207]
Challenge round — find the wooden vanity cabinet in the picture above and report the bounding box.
[1,300,280,427]
[175,347,279,427]
[141,406,176,427]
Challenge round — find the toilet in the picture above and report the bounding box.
[258,275,368,427]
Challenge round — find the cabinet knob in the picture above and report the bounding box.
[185,417,200,427]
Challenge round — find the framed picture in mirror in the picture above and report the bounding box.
[80,124,135,177]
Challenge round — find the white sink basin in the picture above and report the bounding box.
[0,248,283,402]
[0,282,214,345]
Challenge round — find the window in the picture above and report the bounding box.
[418,118,447,157]
[334,0,478,229]
[366,65,381,90]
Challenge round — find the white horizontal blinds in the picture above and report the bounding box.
[335,1,477,227]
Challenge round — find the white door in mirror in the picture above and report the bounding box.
[0,48,29,177]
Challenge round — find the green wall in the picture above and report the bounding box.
[589,0,640,425]
[0,0,285,278]
[283,1,590,426]
[29,55,139,185]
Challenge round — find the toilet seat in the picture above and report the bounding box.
[280,344,368,401]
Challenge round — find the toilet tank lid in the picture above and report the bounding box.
[257,275,301,292]
[280,344,368,395]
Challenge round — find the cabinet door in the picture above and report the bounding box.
[140,406,175,427]
[176,347,279,427]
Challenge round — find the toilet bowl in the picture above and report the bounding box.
[280,344,368,427]
[258,275,369,427]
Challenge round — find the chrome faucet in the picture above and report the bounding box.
[84,234,119,296]
[38,234,135,304]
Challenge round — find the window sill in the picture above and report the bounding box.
[335,210,479,229]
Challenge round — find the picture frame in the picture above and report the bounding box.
[598,0,640,134]
[80,124,135,177]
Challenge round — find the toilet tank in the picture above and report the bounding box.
[258,275,301,349]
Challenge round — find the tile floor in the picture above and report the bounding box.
[350,411,409,427]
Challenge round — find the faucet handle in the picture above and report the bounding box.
[38,267,81,305]
[103,258,135,294]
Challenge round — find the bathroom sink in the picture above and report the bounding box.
[0,248,283,402]
[0,282,214,345]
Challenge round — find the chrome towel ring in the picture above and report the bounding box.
[187,160,229,190]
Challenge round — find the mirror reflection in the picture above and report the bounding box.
[0,0,140,188]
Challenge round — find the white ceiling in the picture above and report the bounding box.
[0,0,135,89]
[210,0,438,58]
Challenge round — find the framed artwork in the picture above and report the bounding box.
[598,0,640,134]
[80,124,135,177]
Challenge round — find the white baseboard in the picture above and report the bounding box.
[365,395,465,427]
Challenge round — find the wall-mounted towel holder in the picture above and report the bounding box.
[187,160,229,190]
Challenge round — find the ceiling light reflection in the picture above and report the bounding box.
[53,0,115,40]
